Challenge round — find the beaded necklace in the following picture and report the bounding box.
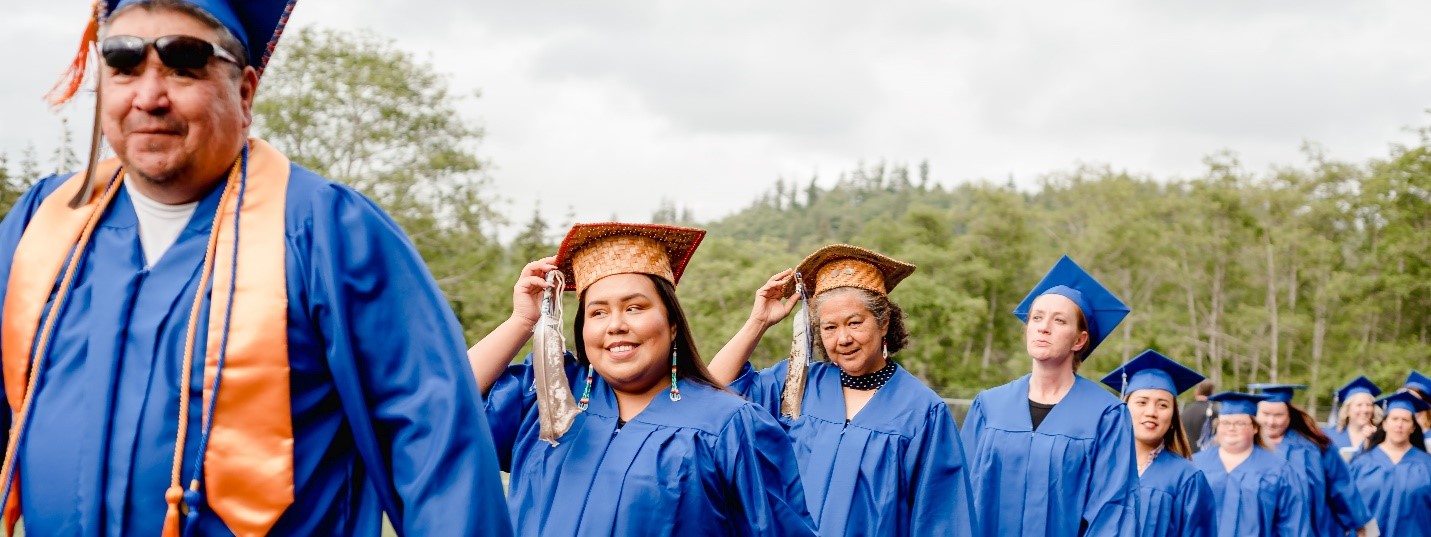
[840,360,896,390]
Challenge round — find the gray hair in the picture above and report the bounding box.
[810,286,910,359]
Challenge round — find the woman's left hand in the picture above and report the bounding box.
[747,268,800,329]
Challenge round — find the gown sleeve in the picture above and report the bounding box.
[716,403,817,536]
[1274,465,1314,537]
[959,394,986,458]
[482,359,537,472]
[480,353,582,471]
[1178,469,1217,537]
[0,176,70,447]
[1082,402,1140,536]
[908,403,979,536]
[303,184,511,537]
[1319,443,1372,531]
[726,360,785,417]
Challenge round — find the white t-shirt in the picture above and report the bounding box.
[125,180,198,268]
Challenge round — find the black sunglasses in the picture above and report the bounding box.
[100,35,241,71]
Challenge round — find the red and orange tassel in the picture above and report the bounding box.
[45,1,103,107]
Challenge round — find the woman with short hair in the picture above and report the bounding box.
[1192,393,1311,537]
[708,244,977,536]
[960,256,1139,535]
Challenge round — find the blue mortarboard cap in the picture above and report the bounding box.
[1208,392,1270,416]
[1333,376,1381,403]
[1377,391,1431,415]
[107,0,297,76]
[1013,256,1130,358]
[1246,383,1306,404]
[1406,371,1431,394]
[1099,349,1205,398]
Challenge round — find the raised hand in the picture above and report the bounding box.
[748,268,800,330]
[512,257,558,327]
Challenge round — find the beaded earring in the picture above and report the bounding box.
[669,347,682,402]
[577,364,594,410]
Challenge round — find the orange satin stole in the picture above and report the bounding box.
[1,139,295,536]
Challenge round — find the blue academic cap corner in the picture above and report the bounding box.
[1377,391,1431,415]
[1100,349,1205,398]
[106,0,297,75]
[1246,383,1306,404]
[1208,392,1270,416]
[1405,370,1431,394]
[1013,256,1129,358]
[1333,376,1381,403]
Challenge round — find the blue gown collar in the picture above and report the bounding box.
[582,373,727,430]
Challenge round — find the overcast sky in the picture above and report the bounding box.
[4,1,1430,237]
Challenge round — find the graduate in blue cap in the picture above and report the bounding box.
[1190,393,1311,537]
[1249,383,1373,536]
[1100,350,1217,537]
[468,224,817,536]
[1348,391,1430,536]
[960,256,1138,536]
[706,245,979,536]
[1321,377,1382,455]
[0,1,510,535]
[1404,371,1431,438]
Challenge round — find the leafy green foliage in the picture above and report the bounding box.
[5,26,1423,417]
[701,144,1431,410]
[254,26,512,343]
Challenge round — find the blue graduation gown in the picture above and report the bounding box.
[960,375,1139,536]
[1348,446,1431,536]
[1191,447,1311,537]
[729,360,978,536]
[1321,426,1353,449]
[1136,449,1217,537]
[0,171,510,536]
[485,356,817,536]
[1273,431,1371,535]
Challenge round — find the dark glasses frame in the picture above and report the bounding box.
[100,35,241,71]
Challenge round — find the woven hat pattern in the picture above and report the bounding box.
[555,223,705,294]
[790,244,916,298]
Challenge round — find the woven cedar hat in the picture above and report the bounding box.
[555,223,706,294]
[785,244,916,298]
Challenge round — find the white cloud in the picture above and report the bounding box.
[5,1,1429,236]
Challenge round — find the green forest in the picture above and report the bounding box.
[2,28,1427,415]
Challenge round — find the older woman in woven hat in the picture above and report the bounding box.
[467,222,816,536]
[707,244,977,536]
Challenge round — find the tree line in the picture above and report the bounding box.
[3,27,1426,414]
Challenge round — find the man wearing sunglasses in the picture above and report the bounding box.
[0,1,512,536]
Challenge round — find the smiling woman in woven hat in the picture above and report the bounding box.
[706,244,977,536]
[466,222,816,536]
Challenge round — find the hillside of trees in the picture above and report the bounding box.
[677,140,1431,410]
[3,27,1426,413]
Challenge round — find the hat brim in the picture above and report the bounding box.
[784,244,916,298]
[554,222,705,292]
